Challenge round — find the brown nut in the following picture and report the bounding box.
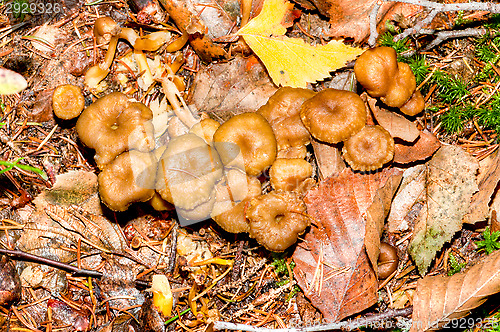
[246,191,309,251]
[257,87,315,158]
[76,92,155,168]
[378,242,399,279]
[342,125,394,171]
[52,84,85,120]
[300,89,367,144]
[98,150,156,211]
[213,112,277,176]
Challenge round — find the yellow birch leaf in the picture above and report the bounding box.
[237,0,363,88]
[240,35,364,88]
[237,0,294,37]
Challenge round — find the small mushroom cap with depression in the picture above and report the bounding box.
[342,125,394,171]
[156,133,223,220]
[257,87,315,158]
[213,113,277,176]
[246,191,309,251]
[300,89,366,144]
[52,84,85,120]
[76,92,155,168]
[98,150,156,211]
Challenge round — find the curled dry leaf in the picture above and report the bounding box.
[310,139,345,180]
[365,94,420,143]
[410,249,500,332]
[187,55,278,121]
[409,146,479,275]
[393,130,441,164]
[463,151,500,224]
[157,0,228,61]
[293,167,402,322]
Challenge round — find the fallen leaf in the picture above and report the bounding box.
[237,0,363,88]
[410,249,500,332]
[463,151,500,224]
[393,130,441,164]
[310,139,345,180]
[187,55,278,121]
[366,95,420,142]
[387,165,426,233]
[293,167,401,322]
[409,146,479,275]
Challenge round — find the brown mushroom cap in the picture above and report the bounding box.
[94,17,121,46]
[257,87,315,158]
[52,84,85,120]
[378,242,399,279]
[399,90,425,116]
[189,118,220,144]
[354,46,398,97]
[98,150,156,211]
[246,191,309,251]
[212,169,262,233]
[380,62,416,108]
[76,92,155,168]
[213,113,277,176]
[269,158,314,193]
[342,125,394,171]
[156,133,222,220]
[300,89,367,144]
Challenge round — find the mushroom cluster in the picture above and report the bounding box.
[76,92,157,211]
[354,46,425,116]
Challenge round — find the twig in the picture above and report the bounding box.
[213,307,413,331]
[0,248,103,278]
[368,0,500,47]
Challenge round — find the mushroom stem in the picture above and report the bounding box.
[102,36,119,69]
[134,49,155,90]
[160,77,198,128]
[165,31,189,53]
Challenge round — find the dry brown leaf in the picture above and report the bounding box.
[387,165,426,232]
[293,167,402,322]
[410,249,500,331]
[394,130,441,164]
[463,151,500,224]
[310,139,345,180]
[187,56,278,121]
[409,146,479,275]
[366,95,420,143]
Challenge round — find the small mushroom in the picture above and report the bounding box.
[353,46,398,98]
[354,46,416,108]
[211,168,262,233]
[300,89,367,144]
[246,191,309,251]
[378,242,399,279]
[189,118,220,144]
[98,150,156,211]
[52,84,85,120]
[399,90,425,116]
[342,125,394,172]
[213,113,277,176]
[269,158,314,193]
[257,87,315,159]
[156,133,223,221]
[76,92,155,168]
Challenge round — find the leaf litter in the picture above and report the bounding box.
[4,0,500,330]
